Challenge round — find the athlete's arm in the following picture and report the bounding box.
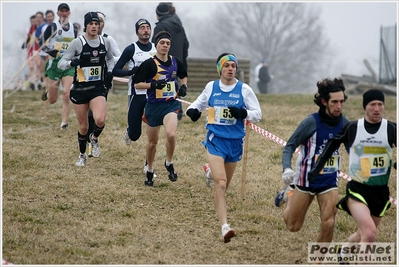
[282,116,317,171]
[112,45,134,77]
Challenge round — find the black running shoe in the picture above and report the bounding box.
[164,161,178,182]
[145,171,154,186]
[41,90,48,101]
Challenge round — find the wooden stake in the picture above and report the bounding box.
[241,121,250,200]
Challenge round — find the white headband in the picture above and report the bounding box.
[97,13,105,22]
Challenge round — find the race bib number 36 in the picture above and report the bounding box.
[77,66,102,82]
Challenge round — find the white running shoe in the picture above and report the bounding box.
[203,163,214,188]
[143,161,157,178]
[60,123,68,132]
[87,142,93,157]
[75,153,87,167]
[123,130,131,145]
[221,224,235,243]
[90,133,101,157]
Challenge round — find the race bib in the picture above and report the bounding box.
[360,154,388,178]
[316,155,340,174]
[207,106,236,125]
[156,81,176,99]
[55,41,70,56]
[76,66,102,82]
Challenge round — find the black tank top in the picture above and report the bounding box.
[74,35,107,90]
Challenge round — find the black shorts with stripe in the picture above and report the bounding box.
[70,85,108,104]
[337,181,391,217]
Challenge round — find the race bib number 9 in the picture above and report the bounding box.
[207,106,236,125]
[156,82,176,99]
[77,66,102,82]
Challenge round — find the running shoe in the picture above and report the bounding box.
[41,90,48,101]
[274,185,293,207]
[123,130,131,145]
[87,142,93,157]
[165,161,178,182]
[143,160,157,178]
[90,133,101,157]
[145,171,154,187]
[60,123,68,132]
[75,153,87,167]
[337,249,351,265]
[221,224,235,243]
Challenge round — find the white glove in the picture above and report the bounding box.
[282,168,295,185]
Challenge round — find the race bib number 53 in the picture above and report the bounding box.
[207,106,236,125]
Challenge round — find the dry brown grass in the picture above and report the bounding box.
[2,89,397,265]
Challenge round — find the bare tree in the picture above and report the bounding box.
[186,2,333,93]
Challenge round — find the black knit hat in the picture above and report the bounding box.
[83,12,99,32]
[84,12,99,27]
[135,19,151,34]
[154,31,172,47]
[362,89,385,109]
[156,3,170,17]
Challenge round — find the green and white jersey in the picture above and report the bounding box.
[349,118,392,186]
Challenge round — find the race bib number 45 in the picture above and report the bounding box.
[360,154,389,178]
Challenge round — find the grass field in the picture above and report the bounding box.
[2,89,397,265]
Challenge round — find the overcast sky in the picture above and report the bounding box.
[1,1,397,88]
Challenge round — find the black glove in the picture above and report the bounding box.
[127,66,139,76]
[47,49,59,58]
[70,58,81,67]
[42,46,59,57]
[104,71,113,90]
[228,107,247,119]
[150,80,167,90]
[178,84,187,97]
[394,162,397,170]
[186,108,202,122]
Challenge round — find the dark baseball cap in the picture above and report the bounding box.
[58,3,70,11]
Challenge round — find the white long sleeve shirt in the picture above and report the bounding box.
[186,78,262,123]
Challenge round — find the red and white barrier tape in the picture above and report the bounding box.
[115,78,397,205]
[2,259,13,265]
[113,77,129,83]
